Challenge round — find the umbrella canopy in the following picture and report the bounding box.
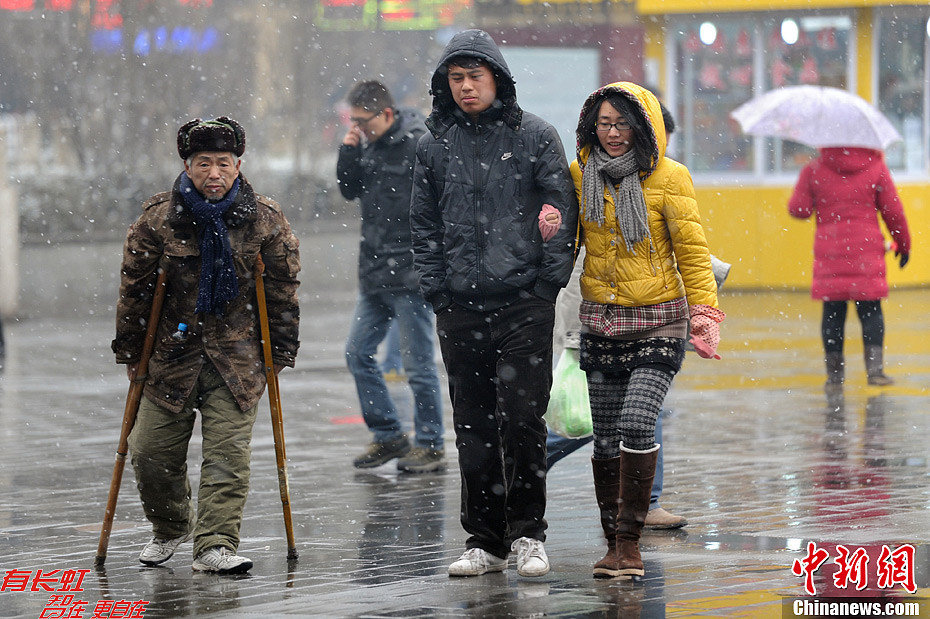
[731,85,902,150]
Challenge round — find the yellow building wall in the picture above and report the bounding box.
[699,184,929,291]
[855,7,872,101]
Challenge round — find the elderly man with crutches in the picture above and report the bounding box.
[107,117,300,573]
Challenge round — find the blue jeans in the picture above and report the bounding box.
[380,322,403,373]
[546,410,667,509]
[346,291,444,449]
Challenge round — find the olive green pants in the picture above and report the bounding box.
[128,363,259,558]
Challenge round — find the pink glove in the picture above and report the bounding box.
[538,204,561,242]
[689,304,725,360]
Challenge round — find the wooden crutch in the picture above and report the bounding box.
[95,267,167,566]
[254,255,298,560]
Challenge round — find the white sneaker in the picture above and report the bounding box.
[511,537,550,577]
[448,548,507,577]
[138,531,192,566]
[191,546,253,574]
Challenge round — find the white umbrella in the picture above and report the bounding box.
[731,85,902,150]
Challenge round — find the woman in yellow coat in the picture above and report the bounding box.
[571,82,722,579]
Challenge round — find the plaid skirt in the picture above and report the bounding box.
[579,333,685,375]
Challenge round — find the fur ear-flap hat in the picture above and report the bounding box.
[177,116,246,160]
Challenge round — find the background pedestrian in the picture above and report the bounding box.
[788,146,911,389]
[337,80,445,473]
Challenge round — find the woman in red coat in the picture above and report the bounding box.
[789,147,910,388]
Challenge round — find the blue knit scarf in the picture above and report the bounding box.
[179,172,241,315]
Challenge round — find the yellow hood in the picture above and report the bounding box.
[574,82,667,173]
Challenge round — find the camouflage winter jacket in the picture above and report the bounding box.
[112,173,300,414]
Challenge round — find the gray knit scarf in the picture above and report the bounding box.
[581,146,650,254]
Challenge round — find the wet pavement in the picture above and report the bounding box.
[2,227,930,617]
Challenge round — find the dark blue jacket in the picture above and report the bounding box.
[337,108,425,293]
[410,29,578,311]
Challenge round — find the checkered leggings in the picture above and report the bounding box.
[587,366,675,457]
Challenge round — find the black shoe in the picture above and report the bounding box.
[353,435,411,468]
[397,447,446,473]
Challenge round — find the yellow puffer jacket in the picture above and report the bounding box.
[571,82,718,309]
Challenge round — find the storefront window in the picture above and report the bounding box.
[878,7,929,174]
[762,14,849,174]
[671,13,851,178]
[673,18,755,173]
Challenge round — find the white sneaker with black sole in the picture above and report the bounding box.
[192,546,253,574]
[139,531,192,566]
[511,537,550,577]
[448,548,507,577]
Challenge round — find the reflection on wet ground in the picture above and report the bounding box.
[2,240,930,617]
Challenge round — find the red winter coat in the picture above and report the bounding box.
[788,147,910,301]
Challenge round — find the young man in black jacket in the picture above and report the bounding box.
[410,30,578,577]
[337,81,445,473]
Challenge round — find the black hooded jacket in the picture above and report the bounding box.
[410,29,578,312]
[338,108,425,292]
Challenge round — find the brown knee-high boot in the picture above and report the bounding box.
[615,443,659,578]
[591,456,622,578]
